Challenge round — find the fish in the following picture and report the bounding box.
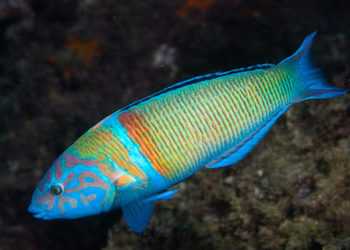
[28,31,347,233]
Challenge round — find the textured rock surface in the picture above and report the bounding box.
[0,0,349,249]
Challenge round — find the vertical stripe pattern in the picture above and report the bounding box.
[116,65,299,185]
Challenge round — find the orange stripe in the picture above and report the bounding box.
[118,112,170,177]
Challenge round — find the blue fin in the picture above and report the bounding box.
[142,190,178,203]
[279,30,347,101]
[121,190,177,233]
[206,105,291,168]
[122,201,154,233]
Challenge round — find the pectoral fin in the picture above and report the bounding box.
[122,201,154,233]
[142,190,178,203]
[121,190,178,233]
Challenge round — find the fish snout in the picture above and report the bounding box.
[28,201,45,216]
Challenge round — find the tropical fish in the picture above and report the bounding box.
[28,31,347,233]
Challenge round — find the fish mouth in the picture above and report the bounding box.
[28,205,48,219]
[32,211,47,219]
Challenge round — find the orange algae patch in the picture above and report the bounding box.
[118,112,169,178]
[177,0,215,18]
[242,8,261,21]
[64,37,100,67]
[62,68,72,81]
[47,55,57,64]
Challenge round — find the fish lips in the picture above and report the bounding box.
[28,204,50,219]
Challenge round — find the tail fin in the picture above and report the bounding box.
[279,30,347,102]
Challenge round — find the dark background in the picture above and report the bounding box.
[0,0,349,249]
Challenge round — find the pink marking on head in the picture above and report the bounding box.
[58,196,78,213]
[63,154,87,167]
[87,194,96,201]
[80,194,89,206]
[36,192,55,210]
[63,172,75,186]
[80,194,97,206]
[61,153,117,183]
[64,171,107,193]
[39,168,52,192]
[63,154,106,170]
[55,159,63,180]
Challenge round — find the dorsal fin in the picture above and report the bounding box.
[119,63,274,112]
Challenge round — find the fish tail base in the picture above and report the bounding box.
[280,30,347,102]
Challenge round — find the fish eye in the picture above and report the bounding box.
[49,183,64,196]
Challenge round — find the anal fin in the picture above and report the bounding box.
[206,105,291,168]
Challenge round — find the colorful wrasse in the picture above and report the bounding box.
[28,31,347,233]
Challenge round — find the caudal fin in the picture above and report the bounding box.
[279,30,347,102]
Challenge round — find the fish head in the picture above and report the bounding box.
[28,152,118,220]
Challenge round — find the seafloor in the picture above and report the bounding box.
[0,0,349,249]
